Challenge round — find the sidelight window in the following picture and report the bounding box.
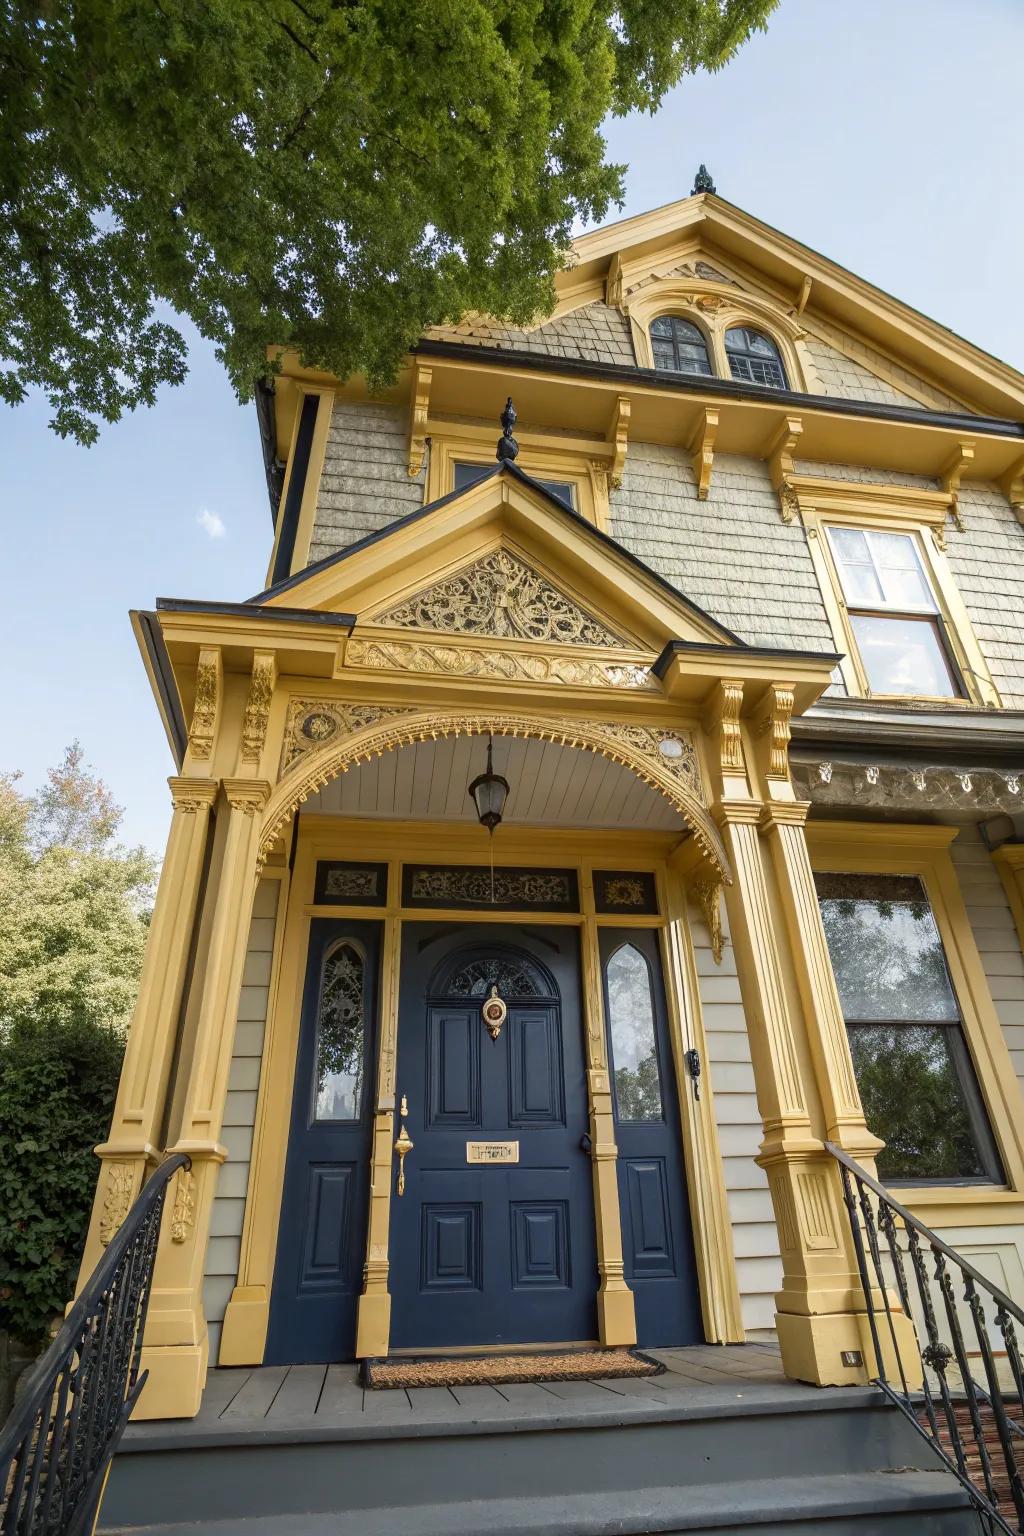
[815,873,1001,1184]
[313,941,367,1121]
[605,943,664,1122]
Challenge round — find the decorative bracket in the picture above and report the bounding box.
[606,395,630,489]
[794,275,813,316]
[940,440,975,532]
[757,683,796,780]
[767,416,804,523]
[241,650,278,768]
[605,251,624,309]
[188,647,222,763]
[702,680,745,777]
[407,361,432,477]
[694,879,725,965]
[998,452,1024,526]
[688,407,719,501]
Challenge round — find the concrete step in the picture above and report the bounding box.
[102,1470,977,1536]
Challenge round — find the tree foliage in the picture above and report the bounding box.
[0,747,156,1345]
[0,0,777,443]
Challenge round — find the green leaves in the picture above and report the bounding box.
[0,0,776,442]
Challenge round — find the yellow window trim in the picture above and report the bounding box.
[793,481,1001,707]
[625,279,811,395]
[426,424,612,531]
[806,821,1024,1223]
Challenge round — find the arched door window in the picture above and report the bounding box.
[313,940,367,1120]
[725,326,787,389]
[605,943,663,1121]
[435,948,554,1001]
[649,315,713,377]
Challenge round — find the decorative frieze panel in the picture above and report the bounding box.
[593,870,659,915]
[369,548,627,648]
[345,636,657,692]
[402,863,580,912]
[793,759,1024,814]
[315,860,389,906]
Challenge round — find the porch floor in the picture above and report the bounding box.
[124,1342,872,1446]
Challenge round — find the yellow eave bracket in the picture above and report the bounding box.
[606,395,631,488]
[999,452,1024,526]
[687,407,719,501]
[408,360,433,477]
[940,440,975,532]
[766,415,804,523]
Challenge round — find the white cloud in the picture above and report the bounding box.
[196,507,227,540]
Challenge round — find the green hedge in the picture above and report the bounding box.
[0,1017,124,1348]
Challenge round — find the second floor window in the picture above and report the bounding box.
[725,326,787,389]
[826,526,963,698]
[649,315,713,376]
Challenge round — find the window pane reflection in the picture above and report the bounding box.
[849,613,957,697]
[847,1023,985,1180]
[606,944,663,1121]
[314,942,366,1121]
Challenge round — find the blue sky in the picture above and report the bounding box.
[3,0,1022,855]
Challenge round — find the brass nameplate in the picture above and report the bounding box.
[466,1141,520,1165]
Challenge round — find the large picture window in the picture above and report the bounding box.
[815,872,1001,1184]
[826,526,963,698]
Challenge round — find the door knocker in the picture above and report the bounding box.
[482,985,507,1043]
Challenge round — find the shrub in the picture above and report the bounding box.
[0,1016,124,1348]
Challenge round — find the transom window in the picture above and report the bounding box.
[815,872,1001,1184]
[724,326,787,389]
[827,526,962,698]
[649,315,713,377]
[453,459,576,510]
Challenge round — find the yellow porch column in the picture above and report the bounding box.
[78,777,218,1283]
[136,778,270,1419]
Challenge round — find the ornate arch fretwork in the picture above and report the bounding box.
[344,637,657,693]
[369,548,626,648]
[281,699,420,775]
[260,709,730,884]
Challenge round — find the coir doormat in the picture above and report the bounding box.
[364,1347,661,1390]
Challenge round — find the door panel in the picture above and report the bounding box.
[600,927,701,1346]
[265,918,381,1364]
[390,923,596,1350]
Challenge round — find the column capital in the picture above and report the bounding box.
[714,796,764,826]
[759,800,812,831]
[222,778,272,816]
[168,776,219,813]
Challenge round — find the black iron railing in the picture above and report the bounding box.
[0,1153,187,1536]
[827,1142,1024,1534]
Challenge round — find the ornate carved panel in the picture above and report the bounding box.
[314,860,389,906]
[188,648,221,761]
[402,864,579,912]
[345,636,656,691]
[593,870,659,915]
[369,549,627,648]
[241,651,277,766]
[281,699,418,775]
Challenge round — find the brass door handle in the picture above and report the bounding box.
[394,1096,414,1197]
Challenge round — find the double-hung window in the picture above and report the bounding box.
[826,526,963,698]
[815,872,1002,1184]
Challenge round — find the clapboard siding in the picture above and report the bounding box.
[950,824,1024,1099]
[203,879,280,1365]
[688,895,781,1337]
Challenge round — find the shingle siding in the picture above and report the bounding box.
[803,331,970,413]
[427,302,636,369]
[309,400,425,565]
[950,823,1024,1103]
[610,444,838,652]
[946,485,1024,707]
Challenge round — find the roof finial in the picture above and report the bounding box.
[692,164,716,195]
[496,397,519,463]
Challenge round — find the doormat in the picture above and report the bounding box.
[364,1348,661,1390]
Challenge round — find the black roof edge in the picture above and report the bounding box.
[653,637,841,678]
[156,597,357,628]
[246,460,742,647]
[136,610,187,769]
[255,380,285,528]
[414,340,1024,439]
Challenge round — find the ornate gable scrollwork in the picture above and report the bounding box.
[344,637,657,692]
[370,549,627,649]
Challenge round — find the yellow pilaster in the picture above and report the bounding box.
[135,778,271,1419]
[355,901,401,1358]
[77,777,218,1286]
[580,872,636,1347]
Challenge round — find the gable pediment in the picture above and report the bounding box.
[368,547,630,648]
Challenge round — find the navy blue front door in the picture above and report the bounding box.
[389,923,597,1350]
[600,927,701,1347]
[265,918,381,1364]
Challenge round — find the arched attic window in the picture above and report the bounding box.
[724,326,787,389]
[649,315,713,377]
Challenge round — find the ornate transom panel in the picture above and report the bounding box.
[369,548,627,648]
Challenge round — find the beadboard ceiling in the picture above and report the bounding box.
[302,735,683,830]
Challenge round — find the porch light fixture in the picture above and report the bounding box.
[468,736,510,834]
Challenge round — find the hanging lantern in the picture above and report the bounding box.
[468,736,510,834]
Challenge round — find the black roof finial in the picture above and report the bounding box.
[496,397,519,463]
[692,164,716,195]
